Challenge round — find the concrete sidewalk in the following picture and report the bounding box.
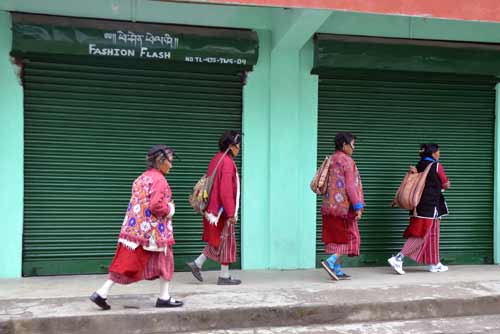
[2,265,500,333]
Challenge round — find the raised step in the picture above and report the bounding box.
[184,314,500,334]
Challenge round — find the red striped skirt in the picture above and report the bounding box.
[324,218,360,257]
[203,222,237,265]
[108,243,174,284]
[401,218,440,265]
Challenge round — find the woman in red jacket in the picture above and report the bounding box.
[90,144,183,310]
[187,131,241,285]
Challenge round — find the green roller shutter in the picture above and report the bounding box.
[23,55,243,276]
[316,69,496,267]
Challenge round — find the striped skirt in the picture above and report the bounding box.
[203,222,237,264]
[401,218,440,265]
[108,243,174,284]
[324,219,360,257]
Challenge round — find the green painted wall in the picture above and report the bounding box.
[0,10,23,278]
[2,0,500,275]
[318,11,500,44]
[134,0,271,29]
[409,17,500,42]
[319,11,410,38]
[0,0,273,29]
[6,0,500,42]
[1,0,132,20]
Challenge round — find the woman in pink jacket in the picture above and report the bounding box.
[90,144,183,310]
[320,132,365,280]
[187,131,241,285]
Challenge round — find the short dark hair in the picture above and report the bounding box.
[146,144,174,169]
[335,132,356,151]
[219,130,241,152]
[419,143,439,158]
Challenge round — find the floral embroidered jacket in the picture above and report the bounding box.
[321,150,364,218]
[118,168,175,248]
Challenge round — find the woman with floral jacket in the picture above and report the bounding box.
[320,132,365,281]
[90,144,183,310]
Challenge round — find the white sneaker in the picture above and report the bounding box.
[388,256,405,275]
[429,262,448,273]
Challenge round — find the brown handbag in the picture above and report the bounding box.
[393,162,435,211]
[310,156,331,195]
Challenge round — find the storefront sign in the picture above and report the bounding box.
[11,14,258,66]
[87,30,179,60]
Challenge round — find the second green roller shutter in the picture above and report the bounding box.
[316,69,495,267]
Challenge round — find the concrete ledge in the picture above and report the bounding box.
[185,314,500,334]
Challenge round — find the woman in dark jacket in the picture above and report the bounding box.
[388,143,450,275]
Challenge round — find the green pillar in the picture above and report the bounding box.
[267,9,331,269]
[0,11,24,278]
[241,9,330,269]
[495,83,500,264]
[266,42,320,269]
[241,30,272,269]
[297,39,319,267]
[268,48,305,268]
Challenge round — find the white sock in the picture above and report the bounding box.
[220,264,230,278]
[96,279,114,299]
[396,252,405,262]
[194,254,207,268]
[159,278,170,301]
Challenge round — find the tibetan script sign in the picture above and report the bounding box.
[11,14,258,66]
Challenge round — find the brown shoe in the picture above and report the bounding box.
[186,262,203,282]
[217,276,242,285]
[321,261,339,281]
